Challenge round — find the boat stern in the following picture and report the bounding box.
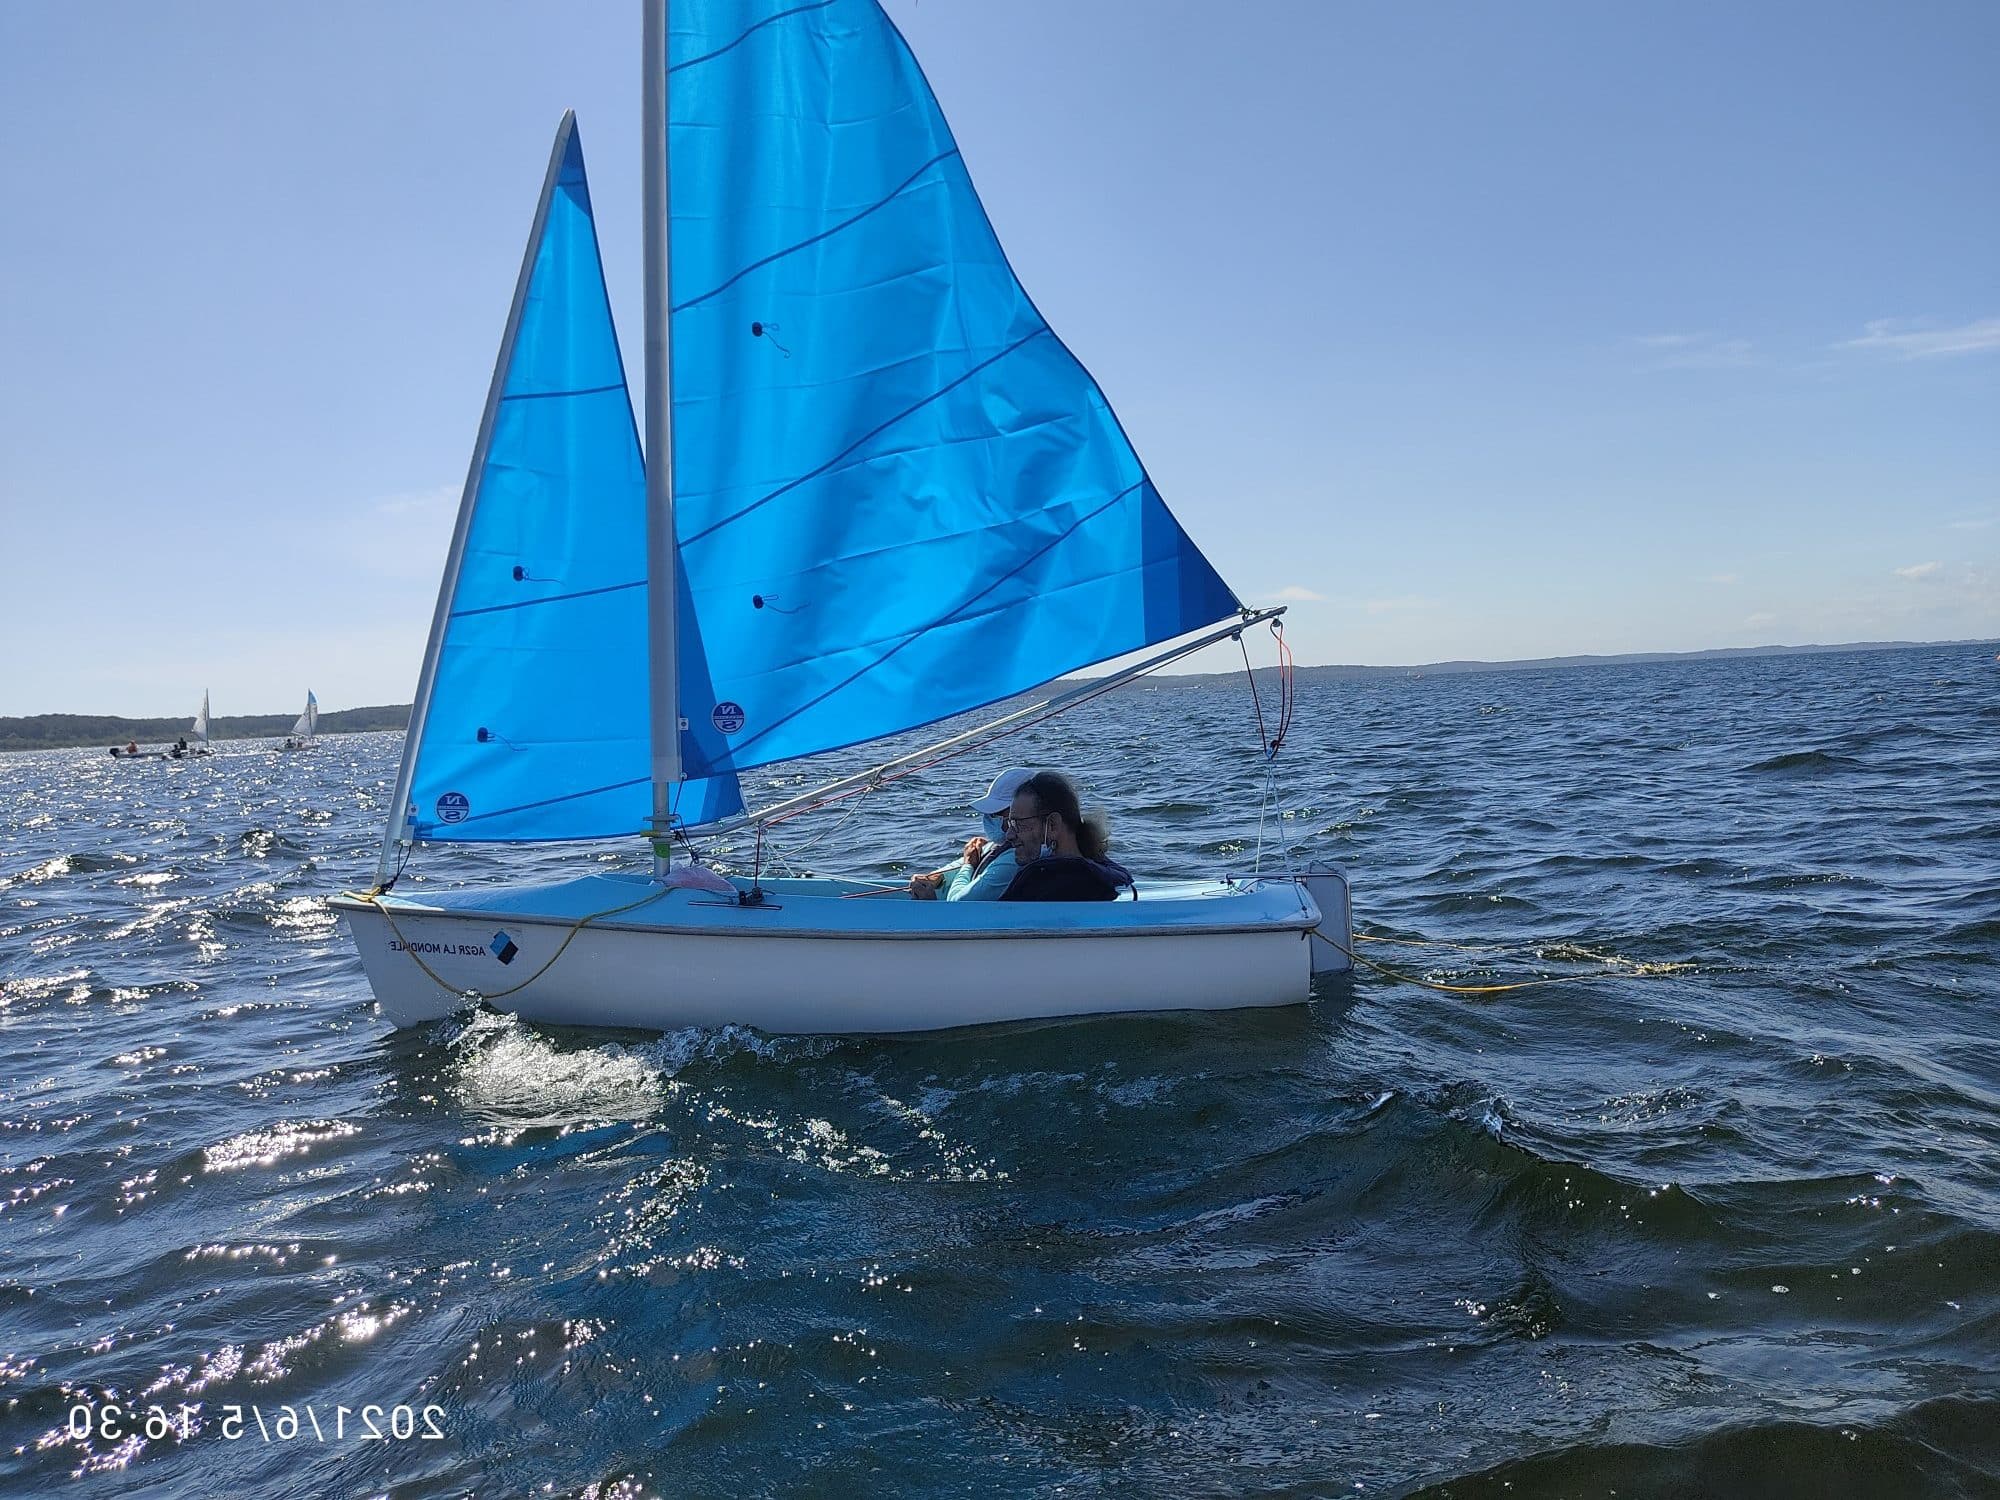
[1297,863,1354,975]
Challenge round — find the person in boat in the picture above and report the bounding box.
[998,770,1134,902]
[125,740,139,755]
[908,765,1035,901]
[173,736,188,758]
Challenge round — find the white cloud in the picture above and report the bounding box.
[1841,318,2000,360]
[1893,561,1941,579]
[1743,612,1777,627]
[371,484,461,520]
[1633,332,1754,369]
[1946,516,1995,531]
[1266,585,1326,603]
[1703,573,1740,585]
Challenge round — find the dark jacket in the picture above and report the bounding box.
[998,855,1135,902]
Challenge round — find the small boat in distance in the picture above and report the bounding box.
[110,690,214,760]
[280,690,319,751]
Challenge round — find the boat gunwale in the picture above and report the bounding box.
[327,891,1318,944]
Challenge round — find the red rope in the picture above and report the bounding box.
[1269,618,1294,753]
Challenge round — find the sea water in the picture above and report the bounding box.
[2,644,1995,1496]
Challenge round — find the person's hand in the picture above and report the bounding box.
[962,836,990,866]
[909,872,942,900]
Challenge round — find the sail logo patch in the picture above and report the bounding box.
[711,702,746,734]
[489,931,518,965]
[436,792,471,825]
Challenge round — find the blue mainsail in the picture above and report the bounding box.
[400,2,1242,848]
[665,0,1242,782]
[401,117,742,842]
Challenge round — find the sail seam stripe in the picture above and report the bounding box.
[668,0,837,75]
[500,382,627,403]
[451,579,645,620]
[713,479,1145,762]
[871,3,1243,617]
[671,148,961,315]
[419,775,651,829]
[679,325,1049,547]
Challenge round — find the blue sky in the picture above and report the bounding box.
[1,0,1993,717]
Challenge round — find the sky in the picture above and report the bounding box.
[1,0,1994,718]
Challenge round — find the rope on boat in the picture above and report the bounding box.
[353,883,677,1004]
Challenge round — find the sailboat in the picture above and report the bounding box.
[334,0,1352,1032]
[281,690,319,751]
[109,690,213,760]
[186,690,212,756]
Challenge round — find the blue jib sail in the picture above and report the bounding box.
[403,116,742,842]
[666,0,1243,782]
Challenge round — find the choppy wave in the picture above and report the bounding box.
[1741,748,1865,774]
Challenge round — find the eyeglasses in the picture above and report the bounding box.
[1002,812,1049,836]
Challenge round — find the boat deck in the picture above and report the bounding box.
[333,870,1316,940]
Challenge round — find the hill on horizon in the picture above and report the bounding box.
[0,704,411,754]
[4,638,1992,752]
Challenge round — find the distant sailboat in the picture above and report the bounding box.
[110,690,213,760]
[281,690,319,751]
[335,0,1351,1032]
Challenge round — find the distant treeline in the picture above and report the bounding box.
[7,639,1992,752]
[1177,637,2000,684]
[0,705,412,753]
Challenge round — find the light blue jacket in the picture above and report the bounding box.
[942,847,1019,901]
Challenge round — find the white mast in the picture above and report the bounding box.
[642,0,683,874]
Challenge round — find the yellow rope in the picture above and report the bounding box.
[1321,927,1694,997]
[1355,931,1495,952]
[349,882,679,1003]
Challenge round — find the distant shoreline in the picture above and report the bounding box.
[0,705,410,754]
[3,639,1991,751]
[1163,634,2000,684]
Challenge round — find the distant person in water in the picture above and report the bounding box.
[908,766,1035,901]
[999,770,1133,901]
[125,741,138,755]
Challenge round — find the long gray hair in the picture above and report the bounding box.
[1021,771,1110,860]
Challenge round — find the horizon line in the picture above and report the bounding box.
[7,635,1994,723]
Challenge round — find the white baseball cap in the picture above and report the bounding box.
[971,766,1038,815]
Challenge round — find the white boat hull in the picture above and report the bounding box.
[332,871,1347,1034]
